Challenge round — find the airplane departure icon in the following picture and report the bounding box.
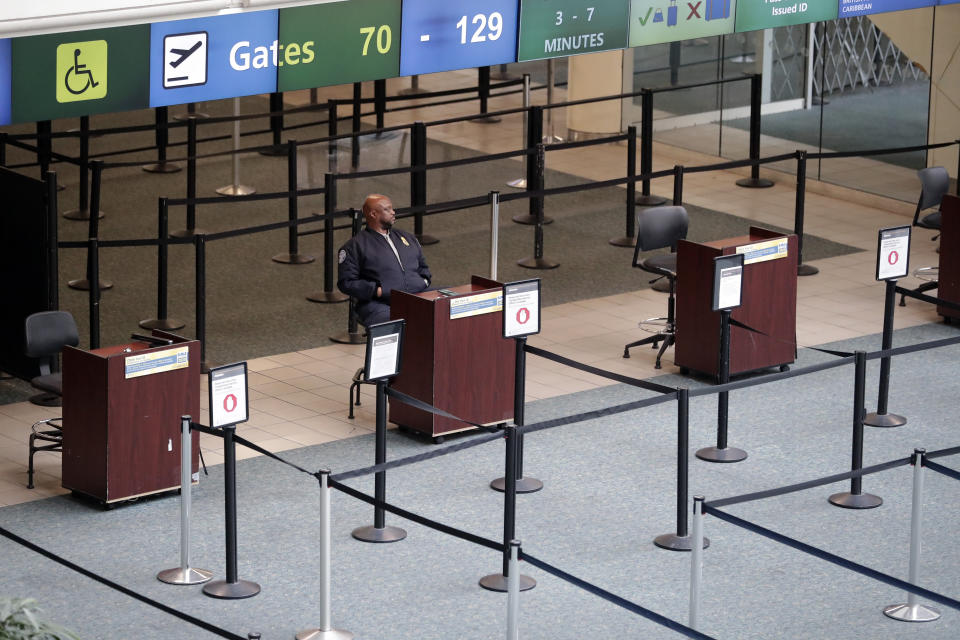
[163,31,208,88]
[169,40,203,69]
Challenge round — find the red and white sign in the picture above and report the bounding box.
[503,280,541,338]
[209,363,248,428]
[877,226,910,281]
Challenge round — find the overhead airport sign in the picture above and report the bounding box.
[734,0,837,31]
[629,0,737,47]
[839,0,935,15]
[0,40,9,125]
[518,0,630,61]
[149,11,279,107]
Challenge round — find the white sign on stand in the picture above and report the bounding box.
[209,362,248,428]
[503,279,541,338]
[712,254,745,311]
[364,319,406,382]
[876,225,911,281]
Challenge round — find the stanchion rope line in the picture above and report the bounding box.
[682,151,796,175]
[927,443,960,460]
[811,139,957,161]
[520,551,717,640]
[728,317,854,357]
[895,285,960,313]
[0,525,247,640]
[191,422,321,478]
[543,132,629,152]
[517,391,677,438]
[926,460,960,483]
[524,344,676,394]
[864,333,960,361]
[383,387,501,433]
[703,505,960,613]
[687,354,855,397]
[382,87,527,116]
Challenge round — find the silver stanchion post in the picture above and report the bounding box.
[883,449,940,623]
[297,470,354,640]
[544,60,563,144]
[506,540,521,640]
[157,415,213,585]
[688,496,705,630]
[216,97,255,196]
[506,74,531,189]
[490,191,500,280]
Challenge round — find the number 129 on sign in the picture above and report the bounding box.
[400,0,519,76]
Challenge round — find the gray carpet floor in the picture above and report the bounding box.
[1,322,958,639]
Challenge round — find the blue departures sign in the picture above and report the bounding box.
[149,10,280,107]
[838,0,934,16]
[0,39,9,125]
[400,0,519,76]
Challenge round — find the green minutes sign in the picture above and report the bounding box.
[734,0,837,31]
[518,0,630,61]
[278,0,401,91]
[11,26,150,124]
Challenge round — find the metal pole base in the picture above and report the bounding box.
[652,278,671,293]
[609,236,636,248]
[63,208,105,221]
[67,278,113,291]
[142,162,182,174]
[139,317,186,331]
[636,194,668,206]
[296,627,355,640]
[517,257,560,270]
[417,234,439,246]
[653,532,710,551]
[29,392,61,407]
[735,177,775,188]
[330,332,366,345]
[272,253,316,265]
[202,578,261,599]
[511,214,553,225]
[696,446,748,463]
[259,146,287,157]
[490,476,543,494]
[170,228,208,239]
[352,525,406,543]
[828,491,882,509]
[157,566,213,585]
[398,87,427,96]
[506,178,527,189]
[883,603,941,622]
[174,112,209,121]
[797,263,819,276]
[307,291,349,304]
[479,573,536,592]
[474,116,503,124]
[216,184,256,196]
[863,412,907,428]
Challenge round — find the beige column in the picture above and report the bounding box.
[566,50,624,140]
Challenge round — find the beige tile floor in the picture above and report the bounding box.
[0,70,945,507]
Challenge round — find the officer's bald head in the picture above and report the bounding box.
[362,194,395,232]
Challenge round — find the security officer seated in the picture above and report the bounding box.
[337,194,432,327]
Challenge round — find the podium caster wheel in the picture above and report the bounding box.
[679,367,689,375]
[433,436,445,444]
[779,365,790,372]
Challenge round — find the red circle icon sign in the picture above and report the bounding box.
[516,307,530,324]
[223,394,237,412]
[887,250,899,265]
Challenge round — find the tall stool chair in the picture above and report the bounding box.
[900,166,949,307]
[622,206,689,369]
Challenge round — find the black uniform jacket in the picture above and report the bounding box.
[337,227,432,310]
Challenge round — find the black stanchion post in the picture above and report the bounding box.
[696,309,748,463]
[829,351,883,509]
[611,125,639,247]
[0,132,7,166]
[307,174,348,303]
[140,198,185,331]
[410,121,438,245]
[327,99,339,174]
[513,106,552,225]
[673,164,684,206]
[655,388,710,550]
[36,120,52,181]
[736,73,774,189]
[491,337,542,494]
[329,209,365,345]
[194,234,210,374]
[65,116,104,220]
[794,150,818,276]
[68,162,113,292]
[172,119,204,238]
[272,140,315,265]
[374,79,386,131]
[259,92,286,157]
[202,424,261,599]
[864,280,907,427]
[638,89,667,206]
[518,144,559,270]
[43,172,59,311]
[143,106,181,173]
[351,83,361,168]
[352,381,407,543]
[479,424,535,592]
[88,238,101,350]
[476,66,502,124]
[174,102,210,121]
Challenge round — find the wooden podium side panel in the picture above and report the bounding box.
[675,240,721,375]
[389,292,436,434]
[939,195,960,321]
[62,347,108,500]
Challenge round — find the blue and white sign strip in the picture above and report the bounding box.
[149,10,279,107]
[124,345,190,379]
[450,290,503,319]
[0,39,10,126]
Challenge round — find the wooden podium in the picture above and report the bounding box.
[938,194,960,322]
[389,276,514,440]
[61,331,200,504]
[675,227,798,378]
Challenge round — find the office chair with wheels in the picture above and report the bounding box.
[899,166,949,307]
[622,206,689,369]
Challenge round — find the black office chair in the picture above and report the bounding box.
[899,166,949,307]
[622,206,689,369]
[24,310,79,488]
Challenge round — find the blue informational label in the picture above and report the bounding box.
[149,10,279,107]
[837,0,935,16]
[0,40,9,125]
[400,0,519,76]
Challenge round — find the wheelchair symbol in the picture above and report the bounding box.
[64,49,100,95]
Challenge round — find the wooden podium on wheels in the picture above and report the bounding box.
[675,227,798,378]
[62,331,200,504]
[389,276,514,442]
[938,194,960,322]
